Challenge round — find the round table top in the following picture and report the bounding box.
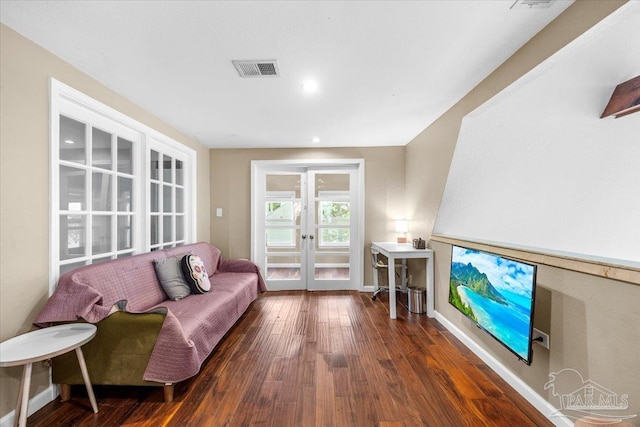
[0,324,97,367]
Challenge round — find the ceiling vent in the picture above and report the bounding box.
[232,60,280,78]
[510,0,556,9]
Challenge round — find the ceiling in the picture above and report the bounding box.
[0,0,573,149]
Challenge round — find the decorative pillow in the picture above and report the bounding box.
[153,254,191,301]
[181,254,211,294]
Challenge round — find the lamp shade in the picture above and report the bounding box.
[395,219,408,243]
[395,220,408,233]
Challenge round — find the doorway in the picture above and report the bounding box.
[251,160,364,291]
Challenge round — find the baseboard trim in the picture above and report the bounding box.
[434,311,572,427]
[0,384,58,427]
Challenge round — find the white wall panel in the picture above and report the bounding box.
[434,3,640,267]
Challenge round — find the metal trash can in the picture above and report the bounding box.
[407,287,426,314]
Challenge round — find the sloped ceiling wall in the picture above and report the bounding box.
[433,3,640,267]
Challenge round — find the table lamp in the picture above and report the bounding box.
[395,219,408,243]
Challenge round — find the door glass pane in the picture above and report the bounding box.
[150,183,159,212]
[266,175,301,197]
[320,227,350,246]
[265,200,301,248]
[314,254,350,280]
[266,255,301,280]
[117,215,133,250]
[92,128,112,170]
[92,215,112,255]
[60,166,86,211]
[92,172,112,211]
[117,137,133,174]
[59,115,86,165]
[176,160,184,185]
[60,215,86,260]
[117,177,133,212]
[150,150,159,180]
[163,185,172,212]
[266,227,295,248]
[319,201,350,225]
[314,173,351,280]
[263,173,304,288]
[163,155,172,183]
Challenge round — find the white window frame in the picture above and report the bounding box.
[49,78,197,293]
[147,138,192,251]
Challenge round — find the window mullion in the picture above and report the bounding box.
[86,123,93,263]
[112,132,117,256]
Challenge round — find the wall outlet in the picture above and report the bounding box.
[532,328,550,349]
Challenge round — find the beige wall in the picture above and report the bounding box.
[405,0,639,422]
[210,147,405,286]
[0,25,210,418]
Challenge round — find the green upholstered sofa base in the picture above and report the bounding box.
[52,311,166,387]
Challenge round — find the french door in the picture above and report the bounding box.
[252,161,363,291]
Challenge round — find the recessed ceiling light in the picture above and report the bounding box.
[64,139,74,144]
[302,79,318,93]
[311,137,320,143]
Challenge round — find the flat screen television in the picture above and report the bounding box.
[448,245,537,365]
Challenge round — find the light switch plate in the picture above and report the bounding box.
[216,208,223,217]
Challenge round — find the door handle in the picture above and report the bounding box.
[309,235,315,240]
[301,234,307,239]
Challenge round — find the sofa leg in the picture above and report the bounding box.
[59,384,71,402]
[163,384,174,402]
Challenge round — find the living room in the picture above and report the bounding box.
[1,1,638,426]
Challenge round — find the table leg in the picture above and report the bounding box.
[426,256,434,318]
[388,255,397,319]
[15,363,32,427]
[13,366,24,427]
[75,347,98,413]
[372,258,379,293]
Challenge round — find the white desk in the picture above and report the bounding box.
[371,242,434,319]
[0,324,98,427]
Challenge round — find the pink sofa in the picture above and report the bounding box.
[35,242,266,401]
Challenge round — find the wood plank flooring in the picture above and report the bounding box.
[26,291,552,426]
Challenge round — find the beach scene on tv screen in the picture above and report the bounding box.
[449,246,535,361]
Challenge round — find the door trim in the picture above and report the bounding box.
[251,159,365,291]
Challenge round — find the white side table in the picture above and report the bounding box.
[0,324,98,427]
[371,242,435,319]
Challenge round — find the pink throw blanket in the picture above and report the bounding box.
[34,243,266,383]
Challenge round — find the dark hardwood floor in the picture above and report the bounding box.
[27,291,552,426]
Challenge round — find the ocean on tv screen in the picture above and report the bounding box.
[449,246,536,361]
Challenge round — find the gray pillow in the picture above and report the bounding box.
[154,254,191,301]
